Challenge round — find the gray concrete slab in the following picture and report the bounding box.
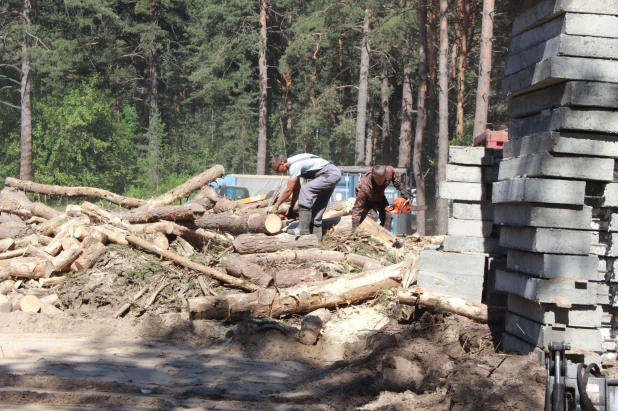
[446,164,499,183]
[494,203,593,230]
[487,257,508,307]
[495,269,597,305]
[505,35,618,77]
[493,178,585,205]
[448,146,495,166]
[448,218,494,238]
[440,182,490,202]
[611,213,618,232]
[419,250,486,275]
[604,184,618,206]
[502,56,618,97]
[503,132,618,159]
[500,226,591,255]
[511,0,618,37]
[507,249,601,280]
[498,152,614,182]
[452,202,494,220]
[597,283,611,305]
[509,108,618,140]
[508,81,618,119]
[417,271,484,303]
[502,331,542,355]
[505,312,602,351]
[442,236,506,255]
[509,13,618,56]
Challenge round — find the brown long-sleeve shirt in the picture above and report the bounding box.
[352,166,403,223]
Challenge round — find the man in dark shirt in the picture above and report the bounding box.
[352,165,406,231]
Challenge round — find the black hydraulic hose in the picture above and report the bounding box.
[577,363,602,411]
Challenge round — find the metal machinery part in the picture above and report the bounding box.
[545,341,618,411]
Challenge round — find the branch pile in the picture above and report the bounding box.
[0,165,496,331]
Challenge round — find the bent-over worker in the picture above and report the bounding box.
[270,153,342,241]
[352,165,406,231]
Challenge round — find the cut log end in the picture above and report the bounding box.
[299,315,324,345]
[264,214,283,234]
[20,295,41,313]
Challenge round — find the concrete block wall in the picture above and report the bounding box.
[498,0,618,361]
[417,146,506,305]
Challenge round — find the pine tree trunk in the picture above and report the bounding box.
[381,66,392,165]
[398,65,413,168]
[365,97,374,166]
[19,0,32,181]
[257,0,268,175]
[436,0,449,235]
[355,8,371,166]
[427,0,438,152]
[473,0,495,140]
[455,0,466,141]
[414,0,428,236]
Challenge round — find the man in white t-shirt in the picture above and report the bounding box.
[270,153,342,241]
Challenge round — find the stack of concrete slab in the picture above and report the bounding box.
[498,0,618,360]
[418,146,505,305]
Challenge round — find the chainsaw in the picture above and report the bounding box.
[545,341,618,410]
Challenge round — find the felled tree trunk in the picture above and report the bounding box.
[38,214,69,237]
[137,164,225,211]
[73,241,107,270]
[299,308,332,345]
[233,233,318,254]
[0,221,32,240]
[322,198,356,219]
[126,203,206,224]
[30,202,62,220]
[274,268,322,287]
[241,249,391,268]
[4,177,146,208]
[0,238,15,253]
[222,254,273,287]
[358,217,397,246]
[397,286,501,324]
[195,212,282,235]
[81,202,122,225]
[8,257,54,279]
[188,262,403,320]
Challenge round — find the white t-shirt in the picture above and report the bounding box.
[287,154,329,178]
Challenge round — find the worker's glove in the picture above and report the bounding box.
[269,205,279,214]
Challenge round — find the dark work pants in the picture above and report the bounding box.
[297,164,342,227]
[358,198,392,231]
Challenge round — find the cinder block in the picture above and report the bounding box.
[440,182,489,202]
[487,257,508,307]
[500,226,591,255]
[502,56,618,97]
[597,283,611,305]
[509,13,618,56]
[495,269,597,305]
[446,164,498,183]
[502,331,541,355]
[511,0,618,37]
[498,152,614,182]
[442,236,506,255]
[507,249,601,280]
[508,294,602,328]
[448,218,494,238]
[452,202,494,220]
[505,312,602,351]
[604,184,618,207]
[505,35,618,77]
[492,178,585,205]
[448,146,495,166]
[417,271,484,303]
[509,108,618,140]
[509,81,618,119]
[503,132,618,159]
[419,250,486,275]
[494,203,593,230]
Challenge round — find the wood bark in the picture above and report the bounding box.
[122,221,175,236]
[25,244,53,260]
[39,276,66,287]
[190,186,218,210]
[73,241,107,270]
[195,212,282,235]
[51,244,82,272]
[65,204,82,217]
[4,178,146,208]
[358,217,397,246]
[0,189,32,219]
[0,248,27,260]
[299,315,323,345]
[274,268,322,288]
[233,233,319,255]
[398,287,502,324]
[138,166,225,211]
[241,249,391,269]
[427,0,438,151]
[472,0,495,140]
[414,0,428,236]
[223,254,273,287]
[38,214,69,237]
[188,262,403,321]
[398,65,413,168]
[81,201,122,225]
[455,0,471,141]
[152,232,169,250]
[0,238,15,253]
[126,203,205,224]
[8,257,54,279]
[436,0,449,236]
[355,8,371,166]
[30,202,62,220]
[124,234,261,292]
[44,230,69,256]
[322,199,355,219]
[0,221,32,240]
[364,97,375,167]
[19,0,32,181]
[257,0,268,175]
[213,197,240,213]
[381,65,393,165]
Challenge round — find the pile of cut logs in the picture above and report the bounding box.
[0,165,496,335]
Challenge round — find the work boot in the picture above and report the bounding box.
[311,224,323,242]
[287,208,312,235]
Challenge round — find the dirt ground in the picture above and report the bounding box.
[0,236,547,410]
